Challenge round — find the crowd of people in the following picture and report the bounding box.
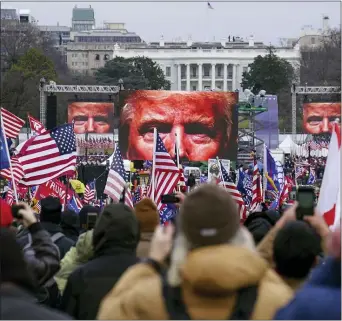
[0,184,340,320]
[284,155,326,182]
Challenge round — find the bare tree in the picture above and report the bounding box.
[300,29,341,87]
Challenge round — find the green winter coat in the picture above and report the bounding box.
[55,230,94,294]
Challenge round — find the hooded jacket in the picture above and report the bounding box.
[60,204,139,320]
[55,230,94,294]
[97,228,293,320]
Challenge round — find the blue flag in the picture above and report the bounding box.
[0,126,10,170]
[67,196,81,214]
[264,146,280,193]
[159,203,178,224]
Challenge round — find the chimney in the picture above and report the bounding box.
[248,35,254,47]
[220,38,226,47]
[187,36,192,47]
[323,15,329,33]
[160,35,165,47]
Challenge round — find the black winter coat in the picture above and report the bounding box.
[22,222,60,287]
[60,247,138,320]
[18,222,75,260]
[0,283,70,320]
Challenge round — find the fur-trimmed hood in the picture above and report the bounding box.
[167,227,256,287]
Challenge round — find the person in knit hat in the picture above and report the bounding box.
[97,184,293,320]
[134,198,159,258]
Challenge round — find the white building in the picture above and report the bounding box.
[112,37,300,91]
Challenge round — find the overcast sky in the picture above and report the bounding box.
[4,1,341,44]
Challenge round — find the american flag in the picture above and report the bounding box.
[84,180,96,204]
[251,155,262,208]
[5,183,14,206]
[151,133,180,212]
[295,165,305,180]
[1,108,25,139]
[219,160,247,221]
[104,146,133,208]
[16,123,77,186]
[279,176,291,206]
[0,156,25,183]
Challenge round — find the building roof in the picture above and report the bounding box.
[1,8,17,20]
[124,40,286,50]
[38,25,71,32]
[72,7,94,21]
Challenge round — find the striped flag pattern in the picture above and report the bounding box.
[16,124,77,186]
[0,156,25,183]
[219,160,247,221]
[251,155,262,208]
[279,176,291,206]
[5,184,14,206]
[104,146,133,208]
[84,180,95,204]
[152,133,180,211]
[1,108,25,138]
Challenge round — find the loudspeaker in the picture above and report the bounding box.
[46,95,57,130]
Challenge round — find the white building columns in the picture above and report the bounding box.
[211,63,215,89]
[177,64,181,90]
[223,63,228,92]
[198,63,203,91]
[186,64,190,91]
[232,64,237,90]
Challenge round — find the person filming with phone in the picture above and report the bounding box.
[257,186,332,292]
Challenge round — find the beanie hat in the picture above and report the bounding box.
[134,198,159,233]
[0,199,13,228]
[40,196,62,224]
[180,184,240,248]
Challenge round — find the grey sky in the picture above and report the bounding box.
[4,1,341,44]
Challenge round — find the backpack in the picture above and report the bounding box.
[160,272,258,320]
[23,232,65,307]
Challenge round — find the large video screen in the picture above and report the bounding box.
[117,90,238,161]
[303,102,341,135]
[68,102,114,134]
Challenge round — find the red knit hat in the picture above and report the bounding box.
[0,199,13,227]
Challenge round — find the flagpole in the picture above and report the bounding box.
[150,128,157,202]
[0,116,18,203]
[263,143,267,202]
[175,133,181,192]
[175,133,180,168]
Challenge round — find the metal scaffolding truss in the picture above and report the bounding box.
[39,84,120,126]
[291,84,341,139]
[295,86,340,94]
[43,85,120,94]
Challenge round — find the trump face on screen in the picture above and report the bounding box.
[118,90,238,161]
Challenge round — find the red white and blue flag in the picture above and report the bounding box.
[151,133,180,213]
[219,160,247,221]
[16,123,77,186]
[104,146,133,208]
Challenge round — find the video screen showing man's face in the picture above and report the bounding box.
[303,102,341,135]
[118,90,238,161]
[68,102,114,134]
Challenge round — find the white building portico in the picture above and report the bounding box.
[112,37,300,91]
